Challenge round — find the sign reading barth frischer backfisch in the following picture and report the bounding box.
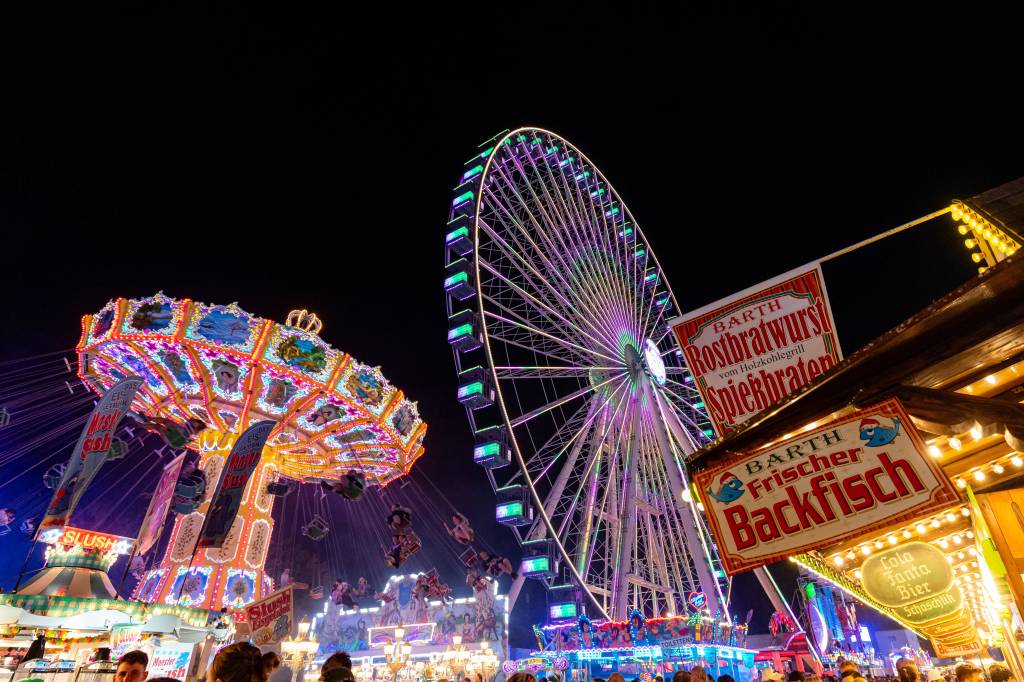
[694,398,959,575]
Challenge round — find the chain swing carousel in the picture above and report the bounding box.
[73,294,427,610]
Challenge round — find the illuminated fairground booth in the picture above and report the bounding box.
[309,573,507,681]
[686,185,1024,678]
[523,609,756,682]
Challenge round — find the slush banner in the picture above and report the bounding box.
[695,398,958,575]
[38,377,143,536]
[198,419,274,549]
[136,453,186,556]
[245,584,294,645]
[671,264,842,435]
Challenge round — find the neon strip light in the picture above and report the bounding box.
[458,382,483,398]
[444,271,468,288]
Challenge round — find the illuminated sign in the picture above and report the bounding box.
[549,603,577,619]
[40,526,134,555]
[695,399,958,574]
[861,542,954,607]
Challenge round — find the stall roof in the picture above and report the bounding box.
[686,252,1024,474]
[962,176,1024,245]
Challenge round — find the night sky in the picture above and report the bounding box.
[2,6,1023,649]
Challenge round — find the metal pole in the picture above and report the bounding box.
[611,398,642,619]
[817,208,952,264]
[12,538,39,592]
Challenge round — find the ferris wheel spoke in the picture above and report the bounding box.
[488,158,633,343]
[516,149,633,343]
[508,371,625,429]
[493,366,619,380]
[478,254,621,358]
[482,310,621,366]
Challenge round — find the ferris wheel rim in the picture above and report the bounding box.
[465,127,704,620]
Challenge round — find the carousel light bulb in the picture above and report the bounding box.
[930,519,941,528]
[962,507,971,516]
[874,540,883,549]
[902,529,912,539]
[966,530,974,539]
[971,425,984,440]
[969,548,977,556]
[846,551,856,561]
[979,266,988,274]
[957,478,967,488]
[861,545,871,555]
[958,551,966,559]
[854,570,862,580]
[994,463,1005,474]
[696,502,705,512]
[946,556,954,563]
[964,238,977,248]
[949,437,963,450]
[945,512,957,523]
[916,524,927,535]
[953,534,963,544]
[833,556,844,567]
[887,535,898,545]
[929,445,942,458]
[1013,455,1024,468]
[958,564,967,573]
[939,539,950,549]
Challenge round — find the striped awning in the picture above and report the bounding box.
[18,566,117,600]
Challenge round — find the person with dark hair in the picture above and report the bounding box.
[955,665,982,682]
[673,670,691,682]
[990,666,1013,682]
[691,667,709,682]
[897,661,920,682]
[320,652,352,676]
[116,651,149,682]
[789,672,804,682]
[321,668,355,682]
[719,675,736,682]
[149,677,183,682]
[206,642,279,682]
[508,673,538,682]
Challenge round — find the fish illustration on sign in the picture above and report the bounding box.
[859,416,900,447]
[706,472,745,504]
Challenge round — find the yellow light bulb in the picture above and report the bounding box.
[945,513,956,522]
[994,463,1004,474]
[970,425,983,440]
[978,266,988,274]
[958,225,969,235]
[949,436,962,450]
[928,445,942,458]
[916,523,927,535]
[956,478,967,488]
[874,540,883,549]
[964,238,976,248]
[972,253,984,263]
[902,529,912,539]
[833,556,844,566]
[860,545,871,555]
[887,535,897,545]
[973,470,985,481]
[1012,455,1023,467]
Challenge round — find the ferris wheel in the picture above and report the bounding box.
[444,127,729,622]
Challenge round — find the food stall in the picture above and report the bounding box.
[685,183,1024,677]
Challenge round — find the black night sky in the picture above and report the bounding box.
[2,6,1023,650]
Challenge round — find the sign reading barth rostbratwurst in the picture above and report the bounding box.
[695,398,958,575]
[671,264,841,435]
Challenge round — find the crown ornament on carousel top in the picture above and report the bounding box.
[286,309,323,335]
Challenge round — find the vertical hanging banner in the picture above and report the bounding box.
[671,264,842,435]
[136,453,186,555]
[198,420,274,549]
[245,584,294,645]
[38,377,143,536]
[694,398,959,574]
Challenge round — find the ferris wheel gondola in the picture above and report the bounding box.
[445,128,729,621]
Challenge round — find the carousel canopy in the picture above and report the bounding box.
[76,294,426,485]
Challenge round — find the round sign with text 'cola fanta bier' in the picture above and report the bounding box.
[860,541,954,607]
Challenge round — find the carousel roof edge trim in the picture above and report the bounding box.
[0,593,211,627]
[686,251,1024,473]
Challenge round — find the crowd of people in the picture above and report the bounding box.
[107,645,1018,682]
